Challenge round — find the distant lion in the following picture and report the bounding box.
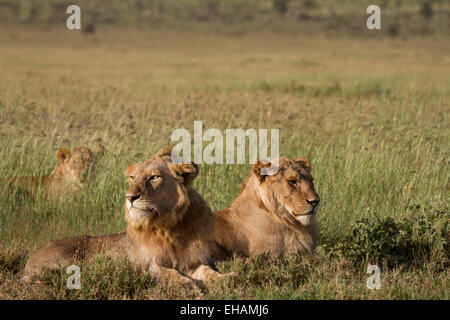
[22,232,127,280]
[213,157,320,259]
[4,146,103,198]
[23,147,225,286]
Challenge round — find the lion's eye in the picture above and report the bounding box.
[148,175,160,183]
[129,176,135,182]
[288,179,298,186]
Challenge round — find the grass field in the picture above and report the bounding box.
[0,28,448,299]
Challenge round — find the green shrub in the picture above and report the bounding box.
[272,0,290,15]
[329,206,449,269]
[420,1,434,20]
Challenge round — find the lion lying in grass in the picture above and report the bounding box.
[213,157,320,258]
[5,146,103,198]
[23,147,224,286]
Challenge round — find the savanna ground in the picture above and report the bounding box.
[0,18,449,299]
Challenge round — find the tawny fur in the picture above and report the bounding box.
[123,148,223,284]
[23,147,225,286]
[213,157,320,259]
[22,232,127,280]
[4,146,102,198]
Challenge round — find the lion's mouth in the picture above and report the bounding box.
[129,207,152,219]
[126,200,159,219]
[293,211,314,217]
[283,204,318,226]
[285,204,318,217]
[299,206,319,215]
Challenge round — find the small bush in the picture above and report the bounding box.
[388,24,400,37]
[330,206,449,269]
[272,0,290,15]
[420,1,434,20]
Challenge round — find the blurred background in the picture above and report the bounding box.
[0,0,449,37]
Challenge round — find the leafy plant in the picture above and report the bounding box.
[329,206,449,269]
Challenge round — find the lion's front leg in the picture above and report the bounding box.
[188,264,227,282]
[149,264,196,288]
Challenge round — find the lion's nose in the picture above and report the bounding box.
[126,194,140,204]
[306,198,320,207]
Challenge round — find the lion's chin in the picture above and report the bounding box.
[295,214,316,226]
[284,204,318,225]
[129,208,152,220]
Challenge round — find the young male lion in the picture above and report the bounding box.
[23,147,224,286]
[122,146,224,285]
[213,157,320,259]
[5,146,103,198]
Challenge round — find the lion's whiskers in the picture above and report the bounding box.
[136,200,161,216]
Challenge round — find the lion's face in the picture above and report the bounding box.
[55,147,97,186]
[253,157,320,225]
[124,147,199,227]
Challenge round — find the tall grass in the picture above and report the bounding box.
[0,30,448,299]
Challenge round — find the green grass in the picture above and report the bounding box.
[0,29,448,299]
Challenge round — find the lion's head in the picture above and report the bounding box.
[124,147,200,229]
[51,147,98,188]
[3,145,103,198]
[252,157,320,226]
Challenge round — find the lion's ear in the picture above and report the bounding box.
[174,162,199,185]
[296,157,311,172]
[56,149,71,162]
[155,146,172,158]
[124,164,137,177]
[253,160,272,183]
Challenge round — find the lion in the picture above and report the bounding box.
[4,146,103,198]
[22,232,127,280]
[213,156,320,259]
[23,147,224,286]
